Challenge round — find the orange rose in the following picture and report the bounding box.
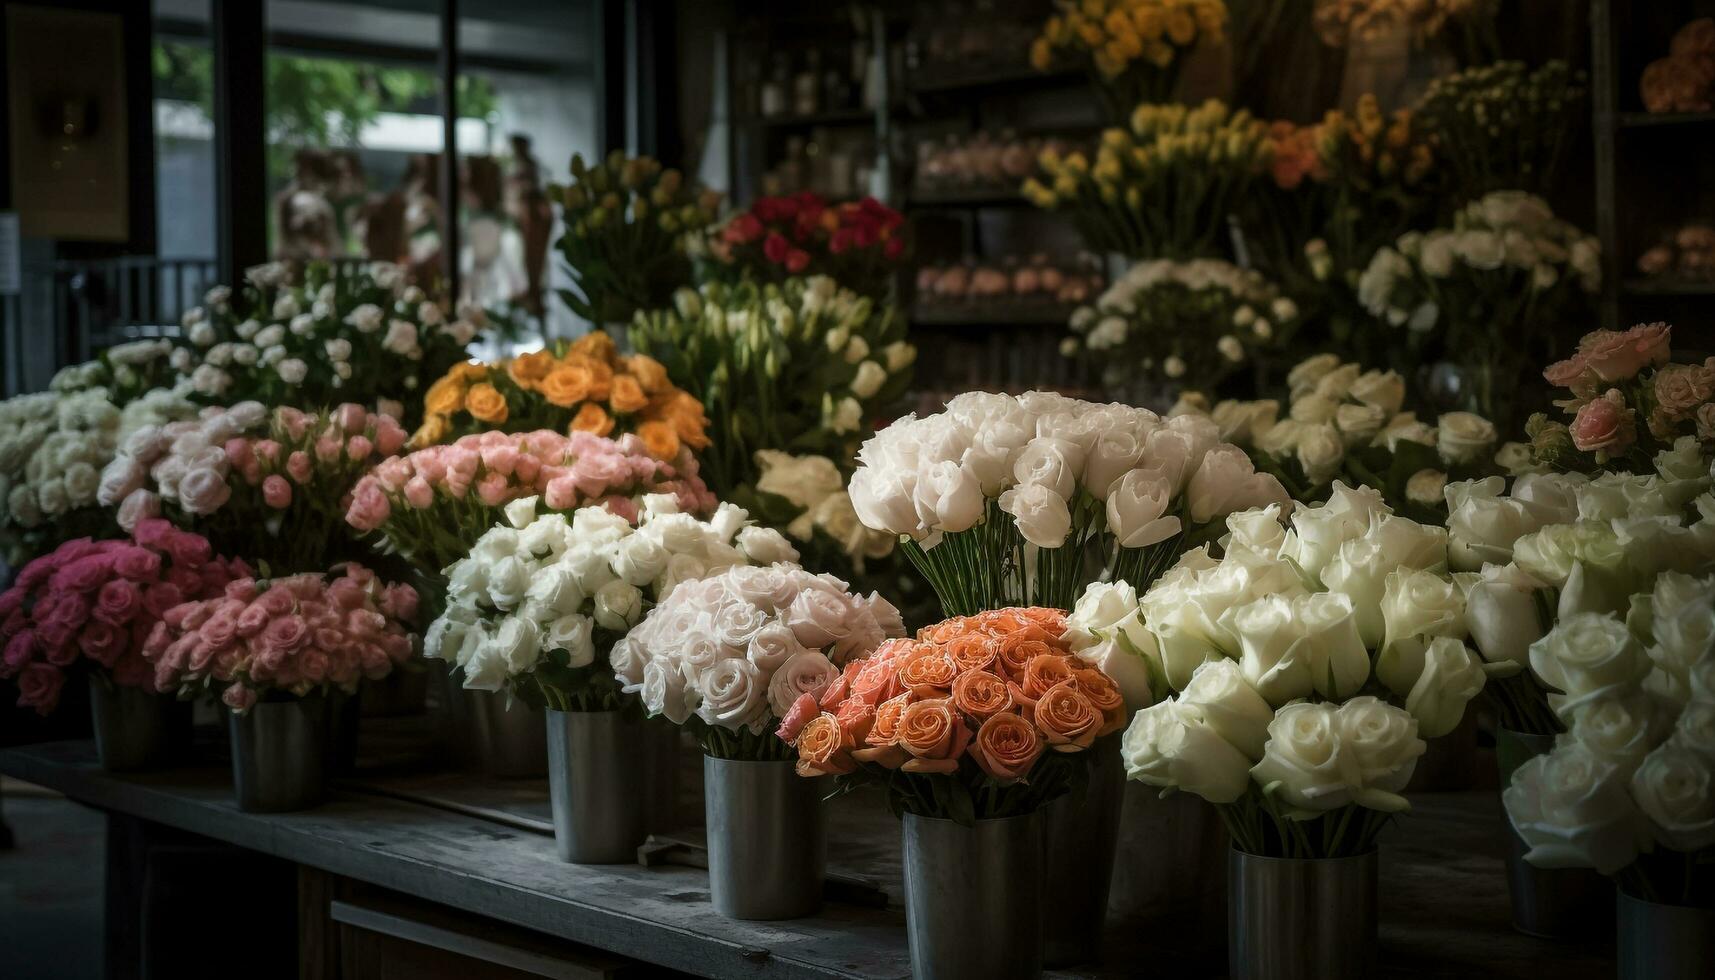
[852,692,911,768]
[540,365,592,407]
[1019,653,1076,702]
[581,357,614,402]
[995,636,1058,682]
[464,383,509,425]
[568,331,617,362]
[970,712,1043,784]
[609,374,649,413]
[944,633,997,673]
[850,645,907,705]
[1032,680,1100,752]
[636,421,680,460]
[835,697,877,746]
[920,618,972,644]
[626,354,671,393]
[657,391,711,449]
[896,698,972,774]
[899,648,957,699]
[795,713,857,776]
[951,669,1012,723]
[452,361,491,382]
[1073,667,1128,736]
[569,403,614,437]
[411,413,449,448]
[506,350,555,388]
[424,375,466,416]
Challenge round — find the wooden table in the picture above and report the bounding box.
[0,739,1614,979]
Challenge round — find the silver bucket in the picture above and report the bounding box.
[1042,735,1123,966]
[1496,727,1613,938]
[1227,848,1377,980]
[229,695,328,813]
[89,676,188,772]
[704,757,825,920]
[902,811,1046,980]
[546,709,646,863]
[467,689,548,779]
[644,719,686,832]
[1109,781,1229,953]
[1617,890,1715,980]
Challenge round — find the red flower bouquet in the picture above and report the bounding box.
[709,192,907,298]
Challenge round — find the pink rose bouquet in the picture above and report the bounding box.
[1533,322,1715,471]
[0,520,248,714]
[345,429,716,583]
[141,563,419,714]
[100,401,407,573]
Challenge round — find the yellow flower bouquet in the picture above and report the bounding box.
[1032,0,1228,120]
[416,332,711,460]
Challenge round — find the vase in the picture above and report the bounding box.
[229,695,328,813]
[360,667,427,717]
[323,686,363,776]
[644,718,685,833]
[545,709,645,863]
[1617,891,1715,980]
[902,811,1046,980]
[1042,735,1123,966]
[1496,727,1613,938]
[1227,849,1378,980]
[467,689,548,779]
[1109,781,1228,955]
[704,757,825,919]
[88,676,189,772]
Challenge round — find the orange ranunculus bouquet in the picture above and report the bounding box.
[416,332,711,460]
[781,606,1126,822]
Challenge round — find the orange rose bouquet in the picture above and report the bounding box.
[783,606,1126,822]
[416,332,711,461]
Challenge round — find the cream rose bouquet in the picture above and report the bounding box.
[616,563,904,759]
[750,450,896,574]
[1074,485,1506,857]
[1503,571,1715,908]
[849,391,1289,618]
[1062,258,1295,400]
[426,496,799,711]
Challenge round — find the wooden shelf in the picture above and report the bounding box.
[1621,278,1715,296]
[1617,110,1715,129]
[906,65,1082,96]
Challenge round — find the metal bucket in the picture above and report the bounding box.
[1496,727,1614,938]
[704,757,825,919]
[1109,780,1229,956]
[545,709,646,863]
[467,689,548,779]
[1042,735,1123,966]
[88,676,188,772]
[1228,848,1378,980]
[644,718,685,832]
[902,811,1046,980]
[1617,890,1715,980]
[229,695,328,813]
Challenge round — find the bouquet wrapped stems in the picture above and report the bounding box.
[899,497,1107,616]
[1219,789,1396,860]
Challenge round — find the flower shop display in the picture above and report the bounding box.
[142,563,419,811]
[168,263,477,427]
[1024,99,1269,260]
[1530,324,1715,474]
[100,402,407,575]
[705,192,906,300]
[1356,190,1600,428]
[783,607,1124,975]
[0,521,246,769]
[1176,352,1508,520]
[1503,573,1715,977]
[1312,0,1499,65]
[1636,224,1715,283]
[751,450,896,574]
[849,390,1290,617]
[550,151,721,325]
[416,330,712,456]
[1414,61,1587,199]
[1061,258,1295,401]
[1031,0,1229,119]
[1639,18,1715,114]
[914,251,1105,314]
[346,429,716,595]
[912,132,1085,198]
[1070,488,1502,978]
[620,563,903,916]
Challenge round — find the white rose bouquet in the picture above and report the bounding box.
[849,391,1291,617]
[613,563,905,759]
[1071,484,1507,857]
[1356,191,1599,428]
[1062,258,1295,401]
[749,450,896,573]
[1174,353,1509,519]
[169,262,478,427]
[1503,571,1715,907]
[425,496,801,712]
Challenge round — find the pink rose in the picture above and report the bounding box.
[381,584,419,624]
[1570,389,1638,456]
[255,586,296,617]
[15,663,64,714]
[2,631,38,677]
[1651,364,1715,422]
[297,648,331,684]
[94,579,145,627]
[252,439,282,463]
[1623,322,1672,369]
[198,608,242,649]
[345,481,392,530]
[142,582,185,620]
[112,546,163,582]
[224,578,259,602]
[374,418,407,457]
[223,437,252,466]
[480,444,519,476]
[165,532,213,569]
[373,457,412,491]
[1542,354,1596,394]
[1698,403,1715,444]
[134,519,175,551]
[0,588,20,622]
[346,434,374,461]
[334,403,368,434]
[49,592,93,630]
[41,626,78,667]
[286,451,314,484]
[513,453,541,485]
[775,691,821,743]
[262,474,293,509]
[403,476,433,509]
[543,474,580,511]
[0,608,25,645]
[52,555,115,594]
[277,407,310,440]
[79,621,128,667]
[236,603,271,637]
[315,436,343,462]
[1578,327,1662,383]
[263,614,311,655]
[221,684,258,713]
[166,565,203,598]
[475,472,511,507]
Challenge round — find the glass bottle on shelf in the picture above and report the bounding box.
[760,52,789,118]
[794,48,821,117]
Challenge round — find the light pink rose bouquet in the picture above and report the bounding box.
[141,563,419,713]
[100,401,406,573]
[0,520,248,714]
[345,429,716,583]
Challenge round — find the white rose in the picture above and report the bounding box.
[1436,412,1497,466]
[1013,437,1084,499]
[747,622,810,673]
[253,324,285,348]
[785,588,853,652]
[850,360,887,400]
[1082,426,1147,499]
[593,580,643,631]
[696,658,768,732]
[1294,424,1344,486]
[998,482,1072,548]
[1333,404,1388,448]
[612,533,670,586]
[641,657,697,724]
[546,614,596,668]
[1404,636,1486,738]
[1177,659,1273,758]
[1631,744,1715,852]
[848,466,921,537]
[1121,700,1253,804]
[1377,568,1466,697]
[1463,562,1548,666]
[1504,739,1646,874]
[1337,696,1425,810]
[735,525,799,566]
[767,650,840,717]
[1075,637,1154,711]
[278,358,308,385]
[1444,477,1532,571]
[1224,595,1312,706]
[884,341,916,372]
[1222,505,1286,559]
[1250,702,1354,813]
[487,617,544,677]
[1530,612,1652,720]
[1187,445,1263,524]
[1105,470,1180,548]
[1672,701,1715,762]
[914,460,985,533]
[1297,591,1371,699]
[1406,469,1447,508]
[1284,482,1387,578]
[484,555,531,610]
[1570,693,1658,769]
[1290,392,1339,425]
[1348,370,1405,415]
[525,565,585,618]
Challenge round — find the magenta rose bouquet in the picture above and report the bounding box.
[0,520,248,714]
[345,429,717,584]
[141,563,419,713]
[100,401,408,573]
